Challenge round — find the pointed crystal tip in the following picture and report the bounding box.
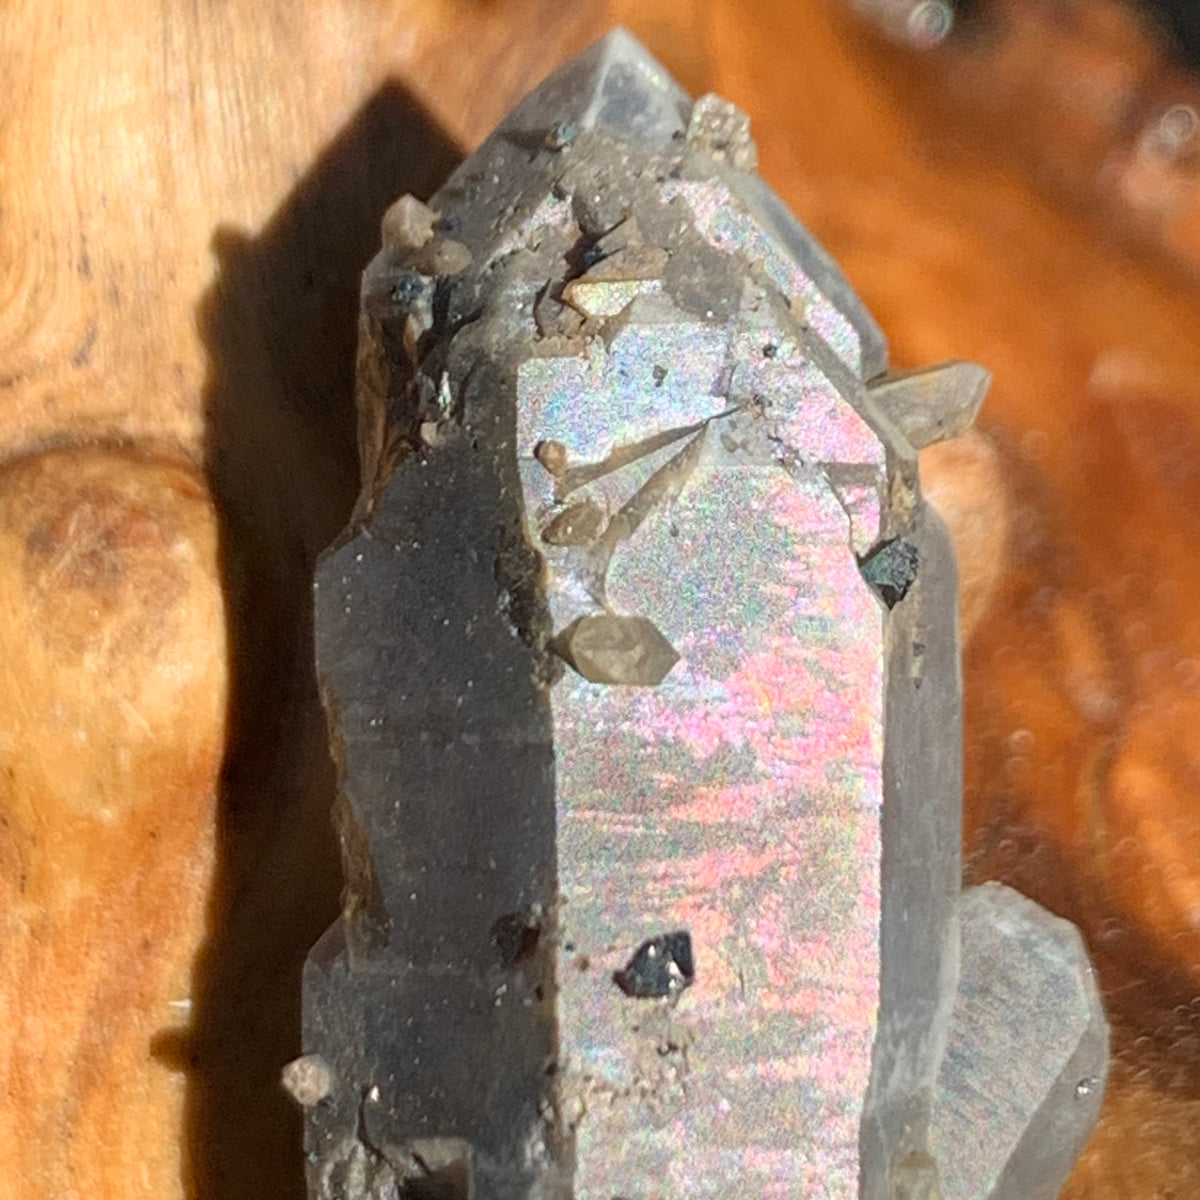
[868,360,991,448]
[499,27,691,150]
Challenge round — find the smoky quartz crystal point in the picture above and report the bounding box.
[301,29,1106,1200]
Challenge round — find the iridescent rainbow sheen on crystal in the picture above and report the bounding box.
[549,465,882,1197]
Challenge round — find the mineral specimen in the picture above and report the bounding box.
[299,28,1105,1200]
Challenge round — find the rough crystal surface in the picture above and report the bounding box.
[931,884,1109,1200]
[298,28,1029,1200]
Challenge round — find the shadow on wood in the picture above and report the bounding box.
[167,82,462,1200]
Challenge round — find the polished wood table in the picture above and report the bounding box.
[3,0,1199,1195]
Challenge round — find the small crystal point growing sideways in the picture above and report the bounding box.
[301,29,1104,1200]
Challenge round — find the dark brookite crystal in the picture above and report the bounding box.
[613,932,696,999]
[859,537,920,609]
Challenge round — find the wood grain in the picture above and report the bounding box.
[2,0,1200,1196]
[0,447,225,1197]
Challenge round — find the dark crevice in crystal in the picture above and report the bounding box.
[397,1143,473,1200]
[492,912,543,969]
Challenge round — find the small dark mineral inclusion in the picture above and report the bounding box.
[545,120,578,150]
[859,537,920,608]
[613,931,695,999]
[389,271,428,307]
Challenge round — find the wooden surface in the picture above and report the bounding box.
[3,0,1200,1196]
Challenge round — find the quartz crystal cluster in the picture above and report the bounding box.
[299,30,1106,1200]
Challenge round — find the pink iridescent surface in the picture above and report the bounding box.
[662,179,865,376]
[549,456,883,1198]
[501,88,901,1196]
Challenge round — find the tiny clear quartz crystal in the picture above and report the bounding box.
[300,30,1107,1200]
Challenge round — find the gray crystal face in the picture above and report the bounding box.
[931,884,1109,1200]
[300,29,999,1200]
[497,27,690,152]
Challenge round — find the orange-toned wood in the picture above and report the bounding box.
[3,0,1200,1196]
[0,447,225,1196]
